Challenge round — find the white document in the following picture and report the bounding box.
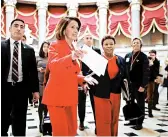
[79,44,108,77]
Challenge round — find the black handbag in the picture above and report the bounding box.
[123,101,144,121]
[121,79,144,121]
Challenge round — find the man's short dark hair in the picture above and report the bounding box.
[149,50,157,55]
[10,18,25,26]
[132,37,143,47]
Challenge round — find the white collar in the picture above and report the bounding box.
[10,38,21,46]
[84,44,93,49]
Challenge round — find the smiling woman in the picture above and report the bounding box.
[42,16,86,136]
[92,35,127,136]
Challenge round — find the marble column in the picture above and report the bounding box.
[4,0,17,39]
[66,1,78,17]
[36,0,48,47]
[97,0,109,52]
[130,0,141,39]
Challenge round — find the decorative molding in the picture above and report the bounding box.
[66,1,79,11]
[130,0,141,11]
[4,0,17,7]
[36,0,48,10]
[97,0,109,10]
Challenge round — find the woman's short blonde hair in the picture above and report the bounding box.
[55,16,81,40]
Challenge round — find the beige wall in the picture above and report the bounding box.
[115,34,131,48]
[142,29,167,46]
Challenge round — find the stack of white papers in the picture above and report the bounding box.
[79,44,108,77]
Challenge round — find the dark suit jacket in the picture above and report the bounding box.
[1,39,39,93]
[125,51,150,88]
[149,58,160,82]
[93,55,126,98]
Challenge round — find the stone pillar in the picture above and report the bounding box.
[97,0,109,52]
[130,0,141,39]
[4,0,17,39]
[36,0,48,47]
[66,1,78,17]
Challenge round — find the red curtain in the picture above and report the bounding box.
[78,6,99,40]
[46,6,67,40]
[1,6,6,38]
[15,4,38,39]
[141,1,168,36]
[108,2,131,38]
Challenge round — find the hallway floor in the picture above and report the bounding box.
[8,86,168,136]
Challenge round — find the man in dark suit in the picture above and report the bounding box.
[78,33,101,133]
[147,50,160,115]
[124,38,150,130]
[1,18,39,136]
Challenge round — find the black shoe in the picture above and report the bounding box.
[124,122,136,126]
[133,125,143,130]
[148,113,153,118]
[79,123,84,131]
[152,107,160,111]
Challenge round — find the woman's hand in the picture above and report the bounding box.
[84,75,98,85]
[38,67,45,73]
[72,49,85,60]
[138,87,145,92]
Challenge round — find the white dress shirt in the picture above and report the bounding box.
[7,38,23,82]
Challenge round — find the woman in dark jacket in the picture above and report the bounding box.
[93,35,126,136]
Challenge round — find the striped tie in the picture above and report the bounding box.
[12,41,19,83]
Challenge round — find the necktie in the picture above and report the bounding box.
[12,41,19,83]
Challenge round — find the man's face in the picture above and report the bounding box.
[9,20,25,41]
[149,53,156,60]
[83,34,93,47]
[132,39,141,52]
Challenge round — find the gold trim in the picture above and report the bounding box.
[15,8,37,16]
[78,26,99,40]
[141,19,155,37]
[127,8,132,36]
[48,10,67,18]
[154,19,168,34]
[78,9,98,18]
[78,12,99,40]
[1,6,6,37]
[15,10,38,39]
[108,7,129,16]
[141,1,168,36]
[107,14,112,34]
[108,9,131,38]
[33,12,38,39]
[46,11,67,40]
[142,1,165,11]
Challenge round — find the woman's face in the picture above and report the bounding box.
[132,39,141,52]
[102,39,115,55]
[64,20,79,41]
[43,43,49,54]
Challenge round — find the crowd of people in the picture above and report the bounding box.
[1,17,168,136]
